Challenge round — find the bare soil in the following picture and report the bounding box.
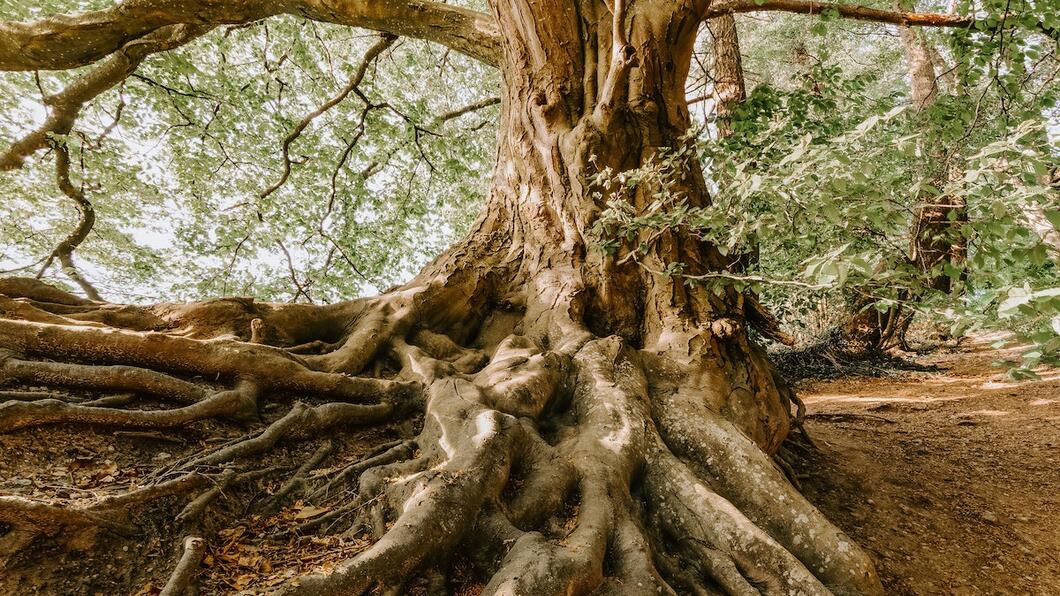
[794,335,1060,596]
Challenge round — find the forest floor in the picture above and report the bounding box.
[1,334,1057,595]
[793,334,1060,596]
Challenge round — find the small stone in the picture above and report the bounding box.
[981,511,997,522]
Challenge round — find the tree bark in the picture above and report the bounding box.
[900,24,966,296]
[707,14,747,138]
[706,14,770,284]
[0,2,885,594]
[35,141,103,302]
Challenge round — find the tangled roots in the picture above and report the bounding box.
[0,278,882,595]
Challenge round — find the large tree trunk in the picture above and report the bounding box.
[0,2,882,594]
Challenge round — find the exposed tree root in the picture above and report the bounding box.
[261,440,335,513]
[183,402,400,472]
[0,277,883,595]
[159,536,206,596]
[175,470,239,526]
[113,430,187,443]
[0,380,257,432]
[0,318,416,403]
[0,390,67,401]
[0,277,93,306]
[310,440,415,502]
[0,496,138,536]
[1,353,209,403]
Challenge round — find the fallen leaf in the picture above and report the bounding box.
[292,506,329,520]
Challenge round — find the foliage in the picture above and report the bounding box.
[593,20,1059,372]
[0,14,499,302]
[0,1,1057,371]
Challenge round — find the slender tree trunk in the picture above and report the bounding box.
[703,14,791,343]
[707,14,747,138]
[842,21,966,351]
[901,25,966,296]
[708,14,763,275]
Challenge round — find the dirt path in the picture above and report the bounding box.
[793,337,1060,595]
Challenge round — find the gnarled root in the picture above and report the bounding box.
[0,277,882,595]
[264,334,881,595]
[653,394,881,593]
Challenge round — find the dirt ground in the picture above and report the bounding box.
[793,336,1060,595]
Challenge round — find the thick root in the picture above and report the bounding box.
[0,318,414,402]
[279,379,526,594]
[0,278,883,595]
[0,277,95,306]
[654,392,882,594]
[0,380,257,432]
[1,354,208,403]
[645,454,828,595]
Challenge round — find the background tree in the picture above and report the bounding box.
[602,4,1056,366]
[839,6,972,351]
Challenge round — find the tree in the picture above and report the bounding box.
[840,6,970,351]
[707,14,748,139]
[0,1,1044,594]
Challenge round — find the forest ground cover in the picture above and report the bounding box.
[794,335,1060,595]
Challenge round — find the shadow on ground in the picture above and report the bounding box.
[792,336,1060,595]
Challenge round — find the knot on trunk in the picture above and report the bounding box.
[710,317,741,339]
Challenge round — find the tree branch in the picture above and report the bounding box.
[260,33,395,200]
[0,0,500,72]
[36,140,103,302]
[435,97,501,124]
[704,0,974,28]
[0,24,210,171]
